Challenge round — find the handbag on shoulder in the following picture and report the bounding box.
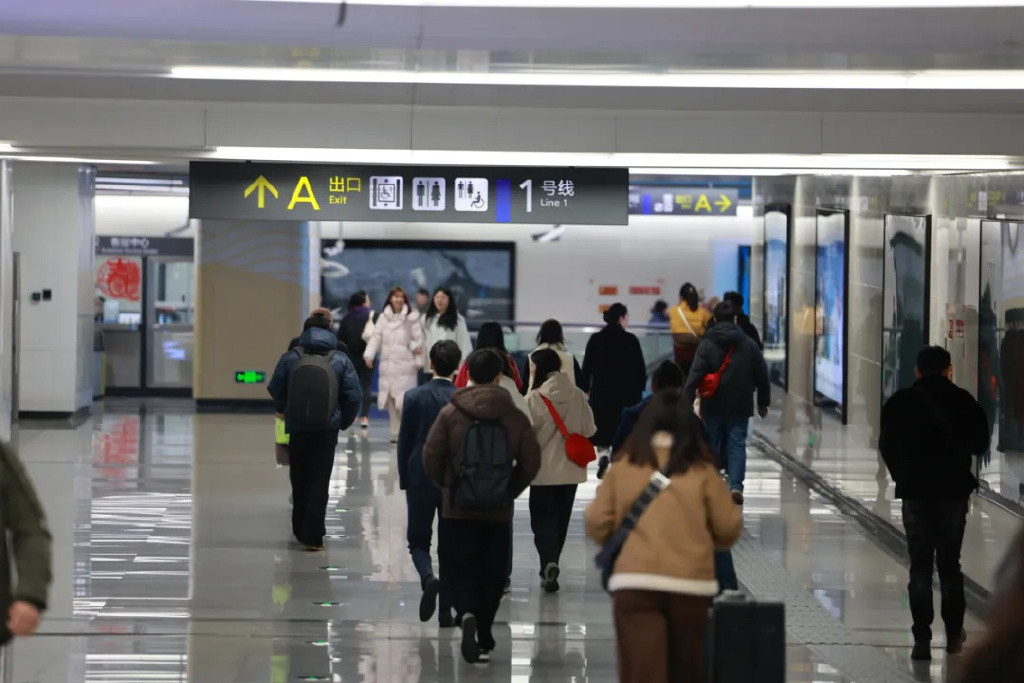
[539,395,596,467]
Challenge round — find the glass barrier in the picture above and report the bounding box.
[483,322,675,372]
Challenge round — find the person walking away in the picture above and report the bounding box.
[957,523,1024,682]
[0,443,52,650]
[397,340,463,627]
[648,300,670,328]
[585,391,742,683]
[611,360,684,455]
[337,291,375,428]
[527,318,585,393]
[669,283,712,374]
[581,302,646,453]
[454,321,523,391]
[683,301,770,506]
[268,315,363,550]
[423,349,542,664]
[879,345,989,661]
[526,348,596,593]
[364,286,424,442]
[422,287,472,384]
[707,291,763,349]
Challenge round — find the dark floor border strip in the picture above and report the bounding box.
[750,430,991,617]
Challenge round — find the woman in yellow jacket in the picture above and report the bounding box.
[585,391,741,683]
[669,283,712,374]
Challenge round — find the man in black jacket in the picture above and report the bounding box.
[397,340,462,627]
[707,291,763,349]
[683,301,770,505]
[879,346,989,661]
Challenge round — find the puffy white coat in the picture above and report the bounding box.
[527,372,597,486]
[422,313,472,363]
[364,305,423,410]
[526,342,577,393]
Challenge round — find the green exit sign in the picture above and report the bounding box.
[235,370,266,384]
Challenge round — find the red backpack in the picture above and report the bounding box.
[539,395,597,468]
[698,346,735,399]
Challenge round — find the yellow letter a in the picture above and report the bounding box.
[288,176,321,211]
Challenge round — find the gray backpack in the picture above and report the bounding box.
[285,348,339,426]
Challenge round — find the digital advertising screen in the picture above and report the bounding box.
[814,210,849,422]
[882,214,930,404]
[763,206,790,389]
[320,240,515,328]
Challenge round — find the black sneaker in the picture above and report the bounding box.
[438,610,455,629]
[419,576,440,622]
[597,456,610,480]
[911,641,932,661]
[460,613,480,663]
[947,629,967,655]
[542,562,561,594]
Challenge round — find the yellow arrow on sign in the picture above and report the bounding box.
[715,193,733,213]
[244,175,279,209]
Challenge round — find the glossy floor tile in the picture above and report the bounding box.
[2,399,1008,682]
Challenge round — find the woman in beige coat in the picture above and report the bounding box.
[526,348,596,593]
[585,391,741,683]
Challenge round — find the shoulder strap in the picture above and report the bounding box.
[718,346,735,372]
[615,467,673,538]
[677,306,698,336]
[539,395,569,438]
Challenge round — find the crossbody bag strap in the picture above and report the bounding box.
[677,306,698,337]
[540,394,569,438]
[617,466,673,537]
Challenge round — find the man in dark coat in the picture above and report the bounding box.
[581,303,647,448]
[397,340,462,627]
[707,291,763,349]
[683,301,770,504]
[336,291,374,427]
[268,316,363,551]
[879,345,989,661]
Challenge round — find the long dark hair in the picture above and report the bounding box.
[680,283,700,312]
[530,348,563,390]
[536,318,565,346]
[958,525,1024,682]
[621,390,716,474]
[425,287,459,330]
[475,321,513,379]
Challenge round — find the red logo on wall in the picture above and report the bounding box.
[97,258,141,302]
[629,286,662,295]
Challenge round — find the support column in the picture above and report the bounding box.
[194,220,318,403]
[0,161,13,441]
[11,162,95,416]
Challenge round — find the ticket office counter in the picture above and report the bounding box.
[96,238,194,395]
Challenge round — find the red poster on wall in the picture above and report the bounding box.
[96,258,142,302]
[598,286,618,296]
[629,286,661,295]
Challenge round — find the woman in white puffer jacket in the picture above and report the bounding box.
[364,286,423,441]
[526,347,597,593]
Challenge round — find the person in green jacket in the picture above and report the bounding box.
[0,443,52,645]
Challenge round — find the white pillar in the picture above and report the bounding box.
[11,162,96,415]
[0,161,13,441]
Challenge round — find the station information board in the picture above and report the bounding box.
[189,161,628,225]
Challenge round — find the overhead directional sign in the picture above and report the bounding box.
[629,186,739,217]
[190,161,629,225]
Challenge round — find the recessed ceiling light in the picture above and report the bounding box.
[170,66,1024,90]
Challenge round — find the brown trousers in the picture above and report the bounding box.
[612,589,711,683]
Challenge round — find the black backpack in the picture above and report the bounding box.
[285,348,339,426]
[452,408,514,511]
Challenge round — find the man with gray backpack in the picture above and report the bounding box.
[269,314,363,551]
[423,349,541,664]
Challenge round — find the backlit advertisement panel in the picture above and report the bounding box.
[815,210,849,422]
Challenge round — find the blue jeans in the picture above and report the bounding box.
[703,416,749,493]
[714,550,738,592]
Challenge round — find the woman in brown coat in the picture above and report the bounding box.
[585,391,741,683]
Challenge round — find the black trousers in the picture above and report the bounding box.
[356,365,374,418]
[288,430,340,546]
[405,485,453,614]
[446,518,511,651]
[902,498,969,643]
[529,484,577,575]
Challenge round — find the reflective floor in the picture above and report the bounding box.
[5,399,1012,682]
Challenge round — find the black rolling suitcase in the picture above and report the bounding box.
[704,593,785,683]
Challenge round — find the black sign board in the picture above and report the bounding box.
[189,161,628,225]
[96,236,194,257]
[628,186,739,217]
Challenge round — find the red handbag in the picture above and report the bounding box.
[540,395,597,468]
[698,346,735,399]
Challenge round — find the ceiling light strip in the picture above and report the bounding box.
[241,0,1024,8]
[169,66,1024,90]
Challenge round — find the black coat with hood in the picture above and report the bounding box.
[581,324,647,447]
[683,321,770,419]
[879,374,989,499]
